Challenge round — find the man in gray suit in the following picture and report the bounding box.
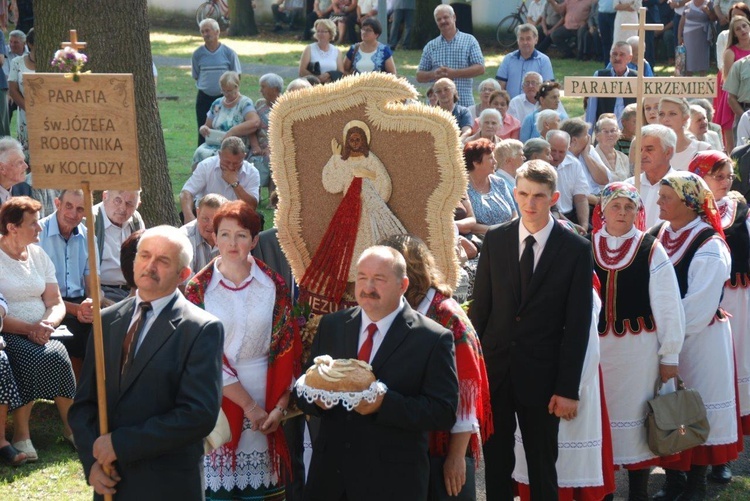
[69,225,224,500]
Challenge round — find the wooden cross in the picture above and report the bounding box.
[563,8,715,190]
[61,29,87,51]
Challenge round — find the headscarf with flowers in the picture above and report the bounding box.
[660,171,725,239]
[592,182,646,233]
[687,150,732,179]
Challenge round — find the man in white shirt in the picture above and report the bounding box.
[180,136,260,223]
[625,124,676,228]
[180,193,227,280]
[547,130,590,226]
[93,190,145,305]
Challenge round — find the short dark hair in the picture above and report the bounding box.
[0,196,41,235]
[361,17,383,35]
[535,81,561,102]
[463,138,495,172]
[213,200,261,237]
[120,229,145,289]
[516,159,558,193]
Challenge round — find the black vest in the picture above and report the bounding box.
[723,201,750,287]
[649,223,715,298]
[593,68,637,120]
[594,233,656,336]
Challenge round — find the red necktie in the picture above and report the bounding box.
[358,323,378,362]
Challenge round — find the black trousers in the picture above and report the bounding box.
[282,414,307,500]
[60,296,92,359]
[195,90,221,146]
[483,375,560,501]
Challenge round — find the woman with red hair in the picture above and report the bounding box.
[185,200,301,501]
[464,138,516,238]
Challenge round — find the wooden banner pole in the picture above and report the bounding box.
[81,181,113,501]
[631,8,648,191]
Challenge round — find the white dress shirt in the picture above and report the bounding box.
[518,215,555,269]
[357,296,406,363]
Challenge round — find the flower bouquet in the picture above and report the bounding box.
[50,47,88,81]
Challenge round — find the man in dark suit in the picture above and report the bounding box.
[470,159,593,500]
[298,245,459,501]
[69,225,224,500]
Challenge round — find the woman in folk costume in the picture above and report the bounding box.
[512,220,616,501]
[688,151,750,484]
[591,183,686,501]
[185,201,302,500]
[379,234,492,500]
[651,172,742,501]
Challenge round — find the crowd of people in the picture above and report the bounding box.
[2,1,750,501]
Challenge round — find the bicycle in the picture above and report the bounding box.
[196,0,230,28]
[496,0,527,50]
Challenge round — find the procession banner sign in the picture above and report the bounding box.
[25,72,139,190]
[562,8,715,189]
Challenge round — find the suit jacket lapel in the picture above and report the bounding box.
[506,220,522,306]
[108,300,134,407]
[370,304,412,373]
[344,308,361,359]
[521,222,565,308]
[119,294,181,397]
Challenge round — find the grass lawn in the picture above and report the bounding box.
[0,24,718,500]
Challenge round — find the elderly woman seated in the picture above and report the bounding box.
[688,104,723,151]
[468,78,501,120]
[250,73,284,193]
[192,71,261,170]
[493,139,525,189]
[433,78,473,137]
[464,138,517,237]
[462,108,503,145]
[519,81,567,141]
[490,90,521,140]
[535,109,560,142]
[0,293,25,466]
[523,137,553,163]
[0,197,76,463]
[299,19,344,84]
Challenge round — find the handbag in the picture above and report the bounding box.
[674,44,687,77]
[646,375,710,456]
[205,355,244,454]
[204,408,231,454]
[306,61,321,76]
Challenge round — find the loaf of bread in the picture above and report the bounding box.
[304,355,376,392]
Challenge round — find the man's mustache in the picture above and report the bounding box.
[359,291,380,299]
[140,271,160,282]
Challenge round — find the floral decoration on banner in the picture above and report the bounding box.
[50,47,88,82]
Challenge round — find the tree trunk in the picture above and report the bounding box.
[229,0,258,37]
[412,0,441,48]
[35,0,177,226]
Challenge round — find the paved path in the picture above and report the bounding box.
[152,55,427,88]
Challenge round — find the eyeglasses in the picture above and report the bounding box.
[708,173,735,183]
[361,27,375,33]
[523,81,541,87]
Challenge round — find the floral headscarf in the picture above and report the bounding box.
[592,181,646,233]
[687,150,732,179]
[660,171,725,238]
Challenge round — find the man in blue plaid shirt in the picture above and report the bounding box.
[416,4,485,108]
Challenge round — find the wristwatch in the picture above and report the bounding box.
[229,181,239,188]
[275,405,288,417]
